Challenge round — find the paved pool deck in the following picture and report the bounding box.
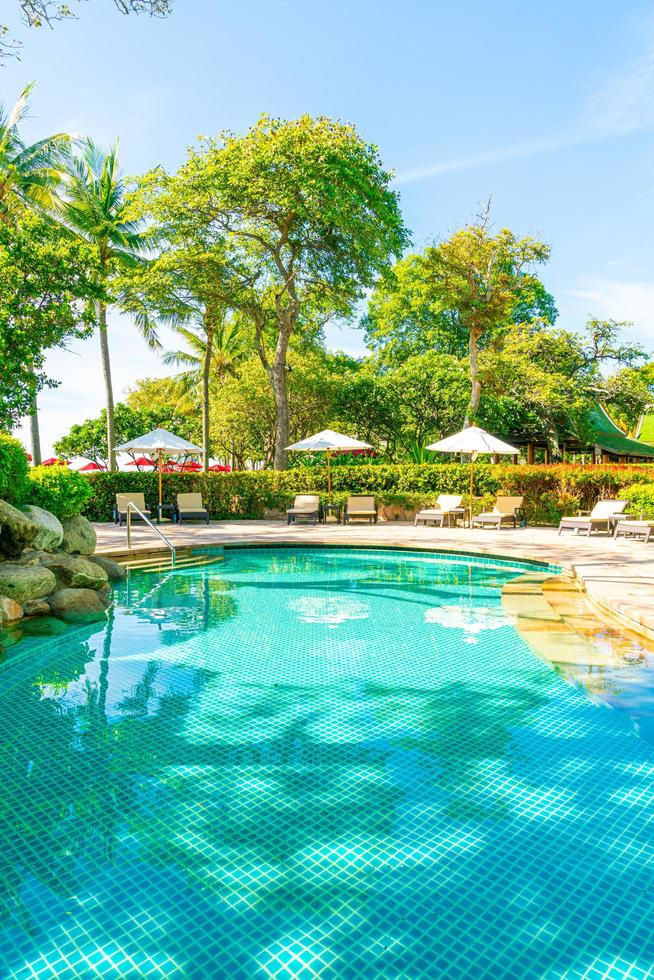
[94,520,654,639]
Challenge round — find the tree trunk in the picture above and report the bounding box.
[29,389,41,466]
[98,302,116,472]
[465,328,482,427]
[202,336,212,473]
[272,354,290,470]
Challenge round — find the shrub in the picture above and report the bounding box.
[28,465,93,520]
[81,462,654,525]
[623,483,654,517]
[0,433,29,504]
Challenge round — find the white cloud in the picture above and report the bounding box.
[396,25,654,186]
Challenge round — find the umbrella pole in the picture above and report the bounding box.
[158,453,163,520]
[469,455,474,528]
[327,448,331,503]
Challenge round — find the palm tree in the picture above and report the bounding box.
[0,82,71,223]
[0,82,72,463]
[163,315,247,469]
[62,139,154,470]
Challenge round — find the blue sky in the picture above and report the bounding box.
[5,0,654,453]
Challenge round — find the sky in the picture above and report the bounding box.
[5,0,654,454]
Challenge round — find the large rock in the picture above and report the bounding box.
[0,596,23,625]
[47,588,108,623]
[0,563,56,603]
[88,555,127,582]
[20,505,64,551]
[17,548,51,566]
[0,500,38,558]
[22,598,51,618]
[60,515,97,556]
[41,554,108,591]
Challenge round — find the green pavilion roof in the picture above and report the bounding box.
[590,405,654,458]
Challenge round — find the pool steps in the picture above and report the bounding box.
[116,548,224,575]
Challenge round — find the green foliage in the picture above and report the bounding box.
[0,433,29,504]
[28,465,93,519]
[0,211,101,426]
[81,463,654,525]
[623,483,654,517]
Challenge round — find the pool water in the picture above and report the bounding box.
[1,547,653,979]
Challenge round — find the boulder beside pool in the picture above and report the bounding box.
[60,515,97,556]
[0,500,38,557]
[20,505,64,551]
[0,563,57,603]
[47,588,109,623]
[88,555,127,582]
[0,596,23,625]
[41,554,109,591]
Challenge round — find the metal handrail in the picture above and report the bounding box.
[126,502,176,567]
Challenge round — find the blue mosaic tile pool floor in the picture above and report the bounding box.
[0,548,653,978]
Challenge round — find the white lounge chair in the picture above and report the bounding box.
[287,495,321,525]
[471,496,525,530]
[613,519,654,543]
[176,492,209,524]
[115,493,151,527]
[414,494,464,527]
[344,495,377,524]
[559,499,628,537]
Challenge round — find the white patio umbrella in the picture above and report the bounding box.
[286,429,373,501]
[114,428,205,514]
[427,425,519,526]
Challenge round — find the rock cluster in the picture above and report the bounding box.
[0,500,125,633]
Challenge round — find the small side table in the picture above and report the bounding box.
[448,507,469,528]
[157,503,176,525]
[323,503,341,524]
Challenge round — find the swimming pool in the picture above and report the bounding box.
[1,547,653,978]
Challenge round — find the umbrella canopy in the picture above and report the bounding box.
[78,461,106,472]
[125,456,156,468]
[427,425,519,456]
[178,460,203,472]
[427,425,519,527]
[115,428,203,455]
[286,430,373,501]
[286,429,372,453]
[115,429,204,512]
[41,457,69,467]
[208,464,231,472]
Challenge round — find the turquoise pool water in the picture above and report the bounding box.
[0,547,653,979]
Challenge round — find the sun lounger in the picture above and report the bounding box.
[115,493,152,526]
[471,496,524,530]
[613,519,654,543]
[344,495,377,524]
[176,492,209,524]
[414,494,464,527]
[558,499,628,537]
[287,495,321,525]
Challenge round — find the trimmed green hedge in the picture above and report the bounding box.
[82,463,654,525]
[28,465,94,520]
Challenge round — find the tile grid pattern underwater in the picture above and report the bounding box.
[0,548,653,979]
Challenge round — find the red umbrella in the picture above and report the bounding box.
[208,464,231,472]
[41,457,69,467]
[126,456,156,468]
[178,460,202,472]
[79,461,106,472]
[25,452,32,461]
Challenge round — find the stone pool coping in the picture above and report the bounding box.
[93,520,654,640]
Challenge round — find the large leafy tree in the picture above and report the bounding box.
[365,219,552,423]
[63,139,153,470]
[134,114,409,468]
[479,319,647,454]
[0,211,101,431]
